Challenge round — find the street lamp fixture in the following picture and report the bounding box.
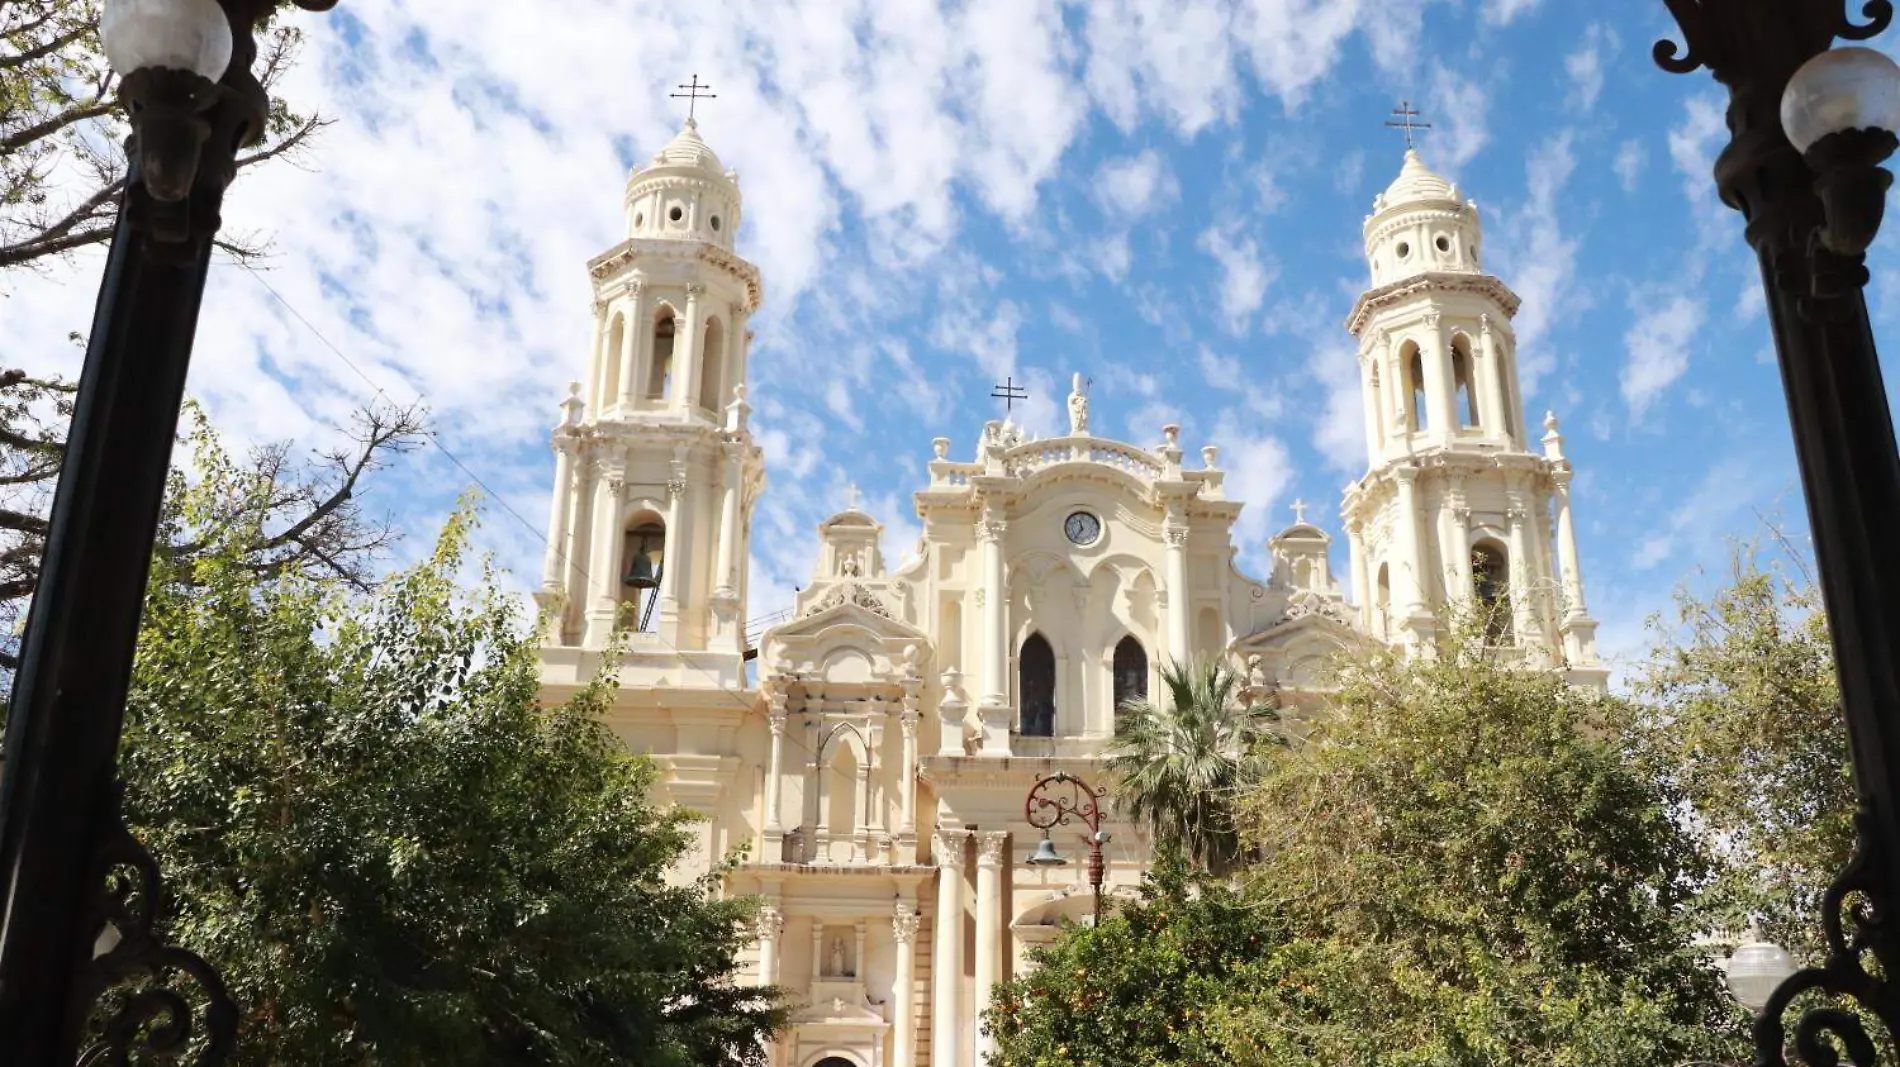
[1656,3,1900,1066]
[1024,772,1110,925]
[0,0,338,1061]
[1725,929,1799,1014]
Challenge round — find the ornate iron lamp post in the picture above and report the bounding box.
[0,0,336,1059]
[1023,772,1111,925]
[1656,4,1900,1065]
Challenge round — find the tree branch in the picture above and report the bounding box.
[0,22,91,71]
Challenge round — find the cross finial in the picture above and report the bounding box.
[990,376,1029,416]
[1384,100,1432,149]
[843,483,861,511]
[1291,498,1309,525]
[671,74,717,122]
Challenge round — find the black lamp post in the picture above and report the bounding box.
[0,0,335,1060]
[1023,772,1111,925]
[1655,4,1900,1065]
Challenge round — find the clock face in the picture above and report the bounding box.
[1064,511,1102,547]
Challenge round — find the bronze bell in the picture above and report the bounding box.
[624,525,664,589]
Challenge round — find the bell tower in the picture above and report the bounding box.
[536,117,765,687]
[1340,149,1601,678]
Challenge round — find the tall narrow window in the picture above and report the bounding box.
[1403,342,1427,431]
[1471,542,1512,644]
[1376,562,1392,640]
[622,520,665,633]
[1019,633,1056,737]
[1452,337,1481,428]
[647,312,675,400]
[699,318,726,413]
[1112,635,1147,733]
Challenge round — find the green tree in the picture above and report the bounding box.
[1631,551,1850,962]
[1220,639,1742,1067]
[987,851,1283,1067]
[112,420,783,1064]
[1106,658,1281,874]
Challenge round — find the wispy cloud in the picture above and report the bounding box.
[1621,292,1707,420]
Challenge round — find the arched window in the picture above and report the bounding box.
[601,313,625,410]
[1112,636,1147,732]
[647,310,675,400]
[813,1059,859,1067]
[622,519,665,633]
[1402,341,1427,431]
[699,317,726,414]
[1471,541,1512,643]
[1452,337,1481,428]
[1019,633,1055,737]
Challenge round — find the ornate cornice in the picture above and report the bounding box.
[587,238,763,312]
[1346,271,1521,335]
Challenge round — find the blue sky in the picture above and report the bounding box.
[8,0,1898,677]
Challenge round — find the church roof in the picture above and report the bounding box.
[648,117,727,177]
[1379,149,1460,208]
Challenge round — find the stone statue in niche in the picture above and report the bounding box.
[828,934,853,978]
[1247,653,1269,691]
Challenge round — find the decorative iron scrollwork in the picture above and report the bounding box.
[76,784,237,1066]
[1653,1,1895,77]
[1754,804,1900,1067]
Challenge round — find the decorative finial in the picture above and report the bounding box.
[1067,373,1090,436]
[1162,424,1180,447]
[558,382,585,427]
[1541,410,1566,460]
[932,436,950,459]
[1384,100,1432,150]
[725,381,751,432]
[671,74,716,123]
[843,483,861,511]
[1202,445,1219,469]
[1291,498,1308,525]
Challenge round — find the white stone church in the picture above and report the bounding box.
[531,118,1605,1067]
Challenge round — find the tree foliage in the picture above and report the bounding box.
[1631,551,1850,961]
[114,422,783,1064]
[996,637,1746,1067]
[1105,658,1282,874]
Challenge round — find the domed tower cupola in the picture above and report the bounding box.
[1363,150,1482,287]
[625,117,742,251]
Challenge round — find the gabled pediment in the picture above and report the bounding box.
[758,588,931,684]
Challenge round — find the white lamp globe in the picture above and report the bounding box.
[1782,46,1900,153]
[99,0,233,81]
[1725,936,1797,1012]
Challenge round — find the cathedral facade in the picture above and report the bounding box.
[533,120,1604,1067]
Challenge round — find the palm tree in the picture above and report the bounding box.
[1106,657,1283,875]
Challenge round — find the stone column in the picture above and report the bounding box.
[1347,522,1371,632]
[975,831,1009,1064]
[1360,345,1384,464]
[756,901,783,987]
[714,440,743,600]
[585,299,610,414]
[658,450,687,622]
[892,899,921,1067]
[1437,476,1469,611]
[618,280,645,411]
[1392,467,1427,615]
[764,686,789,841]
[1478,316,1510,442]
[1552,471,1588,618]
[898,674,921,834]
[678,284,705,409]
[582,448,625,647]
[932,830,970,1067]
[1163,509,1191,665]
[1420,312,1457,439]
[977,509,1008,705]
[1505,492,1536,645]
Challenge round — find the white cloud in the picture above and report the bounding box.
[1669,93,1731,257]
[1565,24,1613,111]
[1211,414,1295,549]
[1198,346,1245,391]
[1482,0,1543,25]
[1491,132,1580,397]
[1613,138,1645,192]
[1308,338,1366,475]
[1095,150,1178,217]
[1427,64,1490,171]
[1621,292,1707,420]
[1198,225,1274,334]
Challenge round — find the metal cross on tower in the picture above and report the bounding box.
[991,376,1029,415]
[1291,498,1309,525]
[1384,100,1432,148]
[671,74,717,121]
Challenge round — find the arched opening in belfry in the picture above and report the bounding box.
[601,312,625,410]
[1019,632,1056,737]
[647,308,676,400]
[1452,335,1481,428]
[1471,540,1512,644]
[699,317,726,414]
[1376,562,1392,640]
[1401,341,1427,432]
[621,516,666,633]
[1112,635,1148,732]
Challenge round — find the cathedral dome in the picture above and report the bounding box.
[625,117,742,249]
[1378,150,1459,208]
[1362,149,1482,286]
